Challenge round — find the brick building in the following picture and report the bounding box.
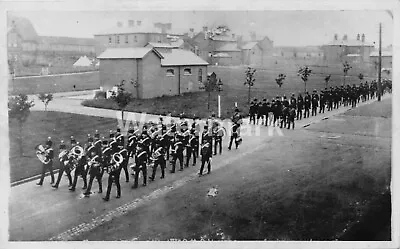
[98,47,208,99]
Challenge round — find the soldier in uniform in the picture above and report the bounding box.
[319,90,326,114]
[311,89,319,116]
[93,130,102,156]
[170,134,185,173]
[249,99,257,125]
[109,130,115,142]
[297,92,304,120]
[149,142,166,181]
[132,145,148,188]
[213,122,224,156]
[69,142,88,192]
[115,128,125,149]
[166,119,177,161]
[199,140,212,176]
[103,153,121,201]
[228,123,240,150]
[185,128,198,167]
[256,100,264,125]
[83,149,103,196]
[118,145,130,183]
[304,92,311,118]
[273,96,282,126]
[191,115,200,158]
[37,137,55,186]
[127,128,137,159]
[266,99,273,126]
[52,140,73,189]
[287,103,296,129]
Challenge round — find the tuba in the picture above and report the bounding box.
[69,145,84,159]
[35,144,50,164]
[106,152,123,173]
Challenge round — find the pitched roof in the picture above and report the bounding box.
[98,47,163,59]
[40,36,96,46]
[95,24,183,36]
[160,49,208,66]
[370,51,392,57]
[146,42,180,48]
[241,42,259,50]
[325,39,374,47]
[8,15,39,42]
[215,43,241,52]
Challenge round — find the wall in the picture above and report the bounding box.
[242,45,263,65]
[178,65,206,94]
[99,58,138,93]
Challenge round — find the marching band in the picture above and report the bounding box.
[34,110,244,201]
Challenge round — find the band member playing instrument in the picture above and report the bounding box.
[109,130,115,141]
[119,147,130,182]
[127,128,137,159]
[192,115,200,157]
[149,142,166,181]
[170,134,184,173]
[228,123,241,150]
[69,142,88,191]
[132,145,148,188]
[199,140,212,176]
[185,129,198,167]
[103,154,121,201]
[52,140,73,189]
[166,119,177,160]
[84,149,103,196]
[37,137,55,186]
[213,122,225,156]
[115,128,124,149]
[93,131,102,156]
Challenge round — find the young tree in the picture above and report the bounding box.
[37,93,53,111]
[343,61,352,86]
[297,66,312,93]
[110,80,133,121]
[324,74,331,88]
[275,73,286,88]
[8,94,35,156]
[244,67,256,103]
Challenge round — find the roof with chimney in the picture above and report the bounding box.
[95,22,183,36]
[215,43,241,52]
[325,34,374,47]
[98,47,164,59]
[146,42,180,49]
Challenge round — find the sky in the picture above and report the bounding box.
[9,10,394,47]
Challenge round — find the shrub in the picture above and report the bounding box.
[94,90,106,99]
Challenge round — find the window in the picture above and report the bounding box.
[108,36,112,44]
[117,36,120,44]
[198,69,203,82]
[166,69,175,76]
[184,68,192,75]
[134,36,137,42]
[125,35,128,44]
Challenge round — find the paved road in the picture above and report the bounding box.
[14,71,98,80]
[9,94,390,241]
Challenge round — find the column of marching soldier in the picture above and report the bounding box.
[35,109,244,201]
[248,81,388,129]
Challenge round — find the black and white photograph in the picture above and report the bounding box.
[2,0,399,247]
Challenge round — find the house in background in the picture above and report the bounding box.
[370,46,392,79]
[98,47,208,99]
[241,42,263,66]
[212,43,242,65]
[94,20,183,56]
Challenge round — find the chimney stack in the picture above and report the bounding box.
[361,33,365,42]
[334,34,338,40]
[117,21,123,27]
[343,34,348,41]
[128,20,135,27]
[137,20,141,26]
[356,34,360,41]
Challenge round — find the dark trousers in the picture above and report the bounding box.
[319,103,325,113]
[249,113,256,124]
[120,161,129,182]
[199,156,211,175]
[287,118,295,129]
[151,159,165,179]
[54,166,72,187]
[311,106,317,116]
[185,147,197,167]
[38,161,55,185]
[133,164,147,187]
[296,109,302,120]
[256,113,264,125]
[228,134,239,150]
[351,99,357,108]
[70,167,87,190]
[105,170,121,199]
[280,115,286,128]
[304,108,310,118]
[273,112,280,126]
[171,153,184,172]
[213,137,222,155]
[85,169,103,194]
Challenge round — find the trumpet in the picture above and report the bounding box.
[35,144,50,164]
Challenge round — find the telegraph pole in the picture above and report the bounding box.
[378,23,382,101]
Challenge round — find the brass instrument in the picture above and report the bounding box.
[58,149,69,161]
[105,152,123,173]
[35,144,50,164]
[69,145,84,159]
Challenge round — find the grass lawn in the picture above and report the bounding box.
[75,98,391,241]
[82,65,373,119]
[10,71,99,95]
[9,111,119,183]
